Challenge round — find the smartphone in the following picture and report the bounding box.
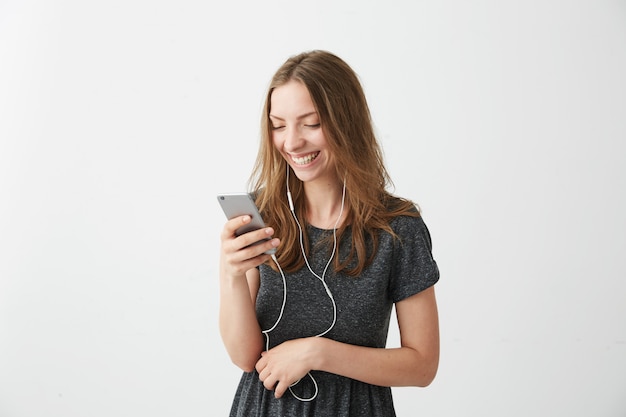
[217,193,276,255]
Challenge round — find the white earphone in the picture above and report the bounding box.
[262,165,346,401]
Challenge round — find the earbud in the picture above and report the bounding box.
[287,191,294,211]
[286,165,295,211]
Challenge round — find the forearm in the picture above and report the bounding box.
[313,337,438,387]
[219,274,264,372]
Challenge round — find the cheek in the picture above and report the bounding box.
[314,131,329,150]
[314,125,328,141]
[271,135,289,161]
[271,131,282,148]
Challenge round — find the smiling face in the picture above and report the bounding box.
[269,80,338,186]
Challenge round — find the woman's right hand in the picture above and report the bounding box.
[219,215,278,371]
[220,215,280,279]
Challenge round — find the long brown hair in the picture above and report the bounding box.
[250,50,419,276]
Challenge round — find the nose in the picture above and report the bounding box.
[283,125,304,152]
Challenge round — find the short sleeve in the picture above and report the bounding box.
[388,215,440,303]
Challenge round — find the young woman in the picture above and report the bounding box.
[219,50,440,416]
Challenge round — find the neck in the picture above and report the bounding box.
[303,180,346,229]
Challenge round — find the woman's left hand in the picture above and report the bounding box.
[255,338,320,398]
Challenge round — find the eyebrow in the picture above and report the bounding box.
[269,111,318,121]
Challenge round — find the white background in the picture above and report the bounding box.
[1,1,625,416]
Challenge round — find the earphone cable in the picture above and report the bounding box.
[260,166,346,401]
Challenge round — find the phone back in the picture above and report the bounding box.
[217,193,267,236]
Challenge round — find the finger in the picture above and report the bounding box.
[221,215,252,239]
[235,240,278,261]
[221,226,277,266]
[235,226,276,249]
[255,356,267,374]
[257,366,270,383]
[274,380,288,399]
[262,373,278,391]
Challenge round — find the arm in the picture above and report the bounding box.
[317,286,439,386]
[219,215,280,372]
[256,286,439,397]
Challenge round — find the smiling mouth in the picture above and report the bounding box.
[291,152,320,165]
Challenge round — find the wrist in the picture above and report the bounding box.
[309,337,330,371]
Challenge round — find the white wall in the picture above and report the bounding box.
[1,1,625,416]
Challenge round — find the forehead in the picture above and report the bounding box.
[270,80,317,117]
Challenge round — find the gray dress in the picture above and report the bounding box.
[229,211,439,417]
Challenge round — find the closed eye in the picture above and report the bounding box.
[305,123,321,128]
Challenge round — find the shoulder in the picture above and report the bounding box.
[383,194,419,212]
[380,196,435,254]
[383,195,427,233]
[383,201,440,300]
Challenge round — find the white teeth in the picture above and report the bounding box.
[292,152,319,165]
